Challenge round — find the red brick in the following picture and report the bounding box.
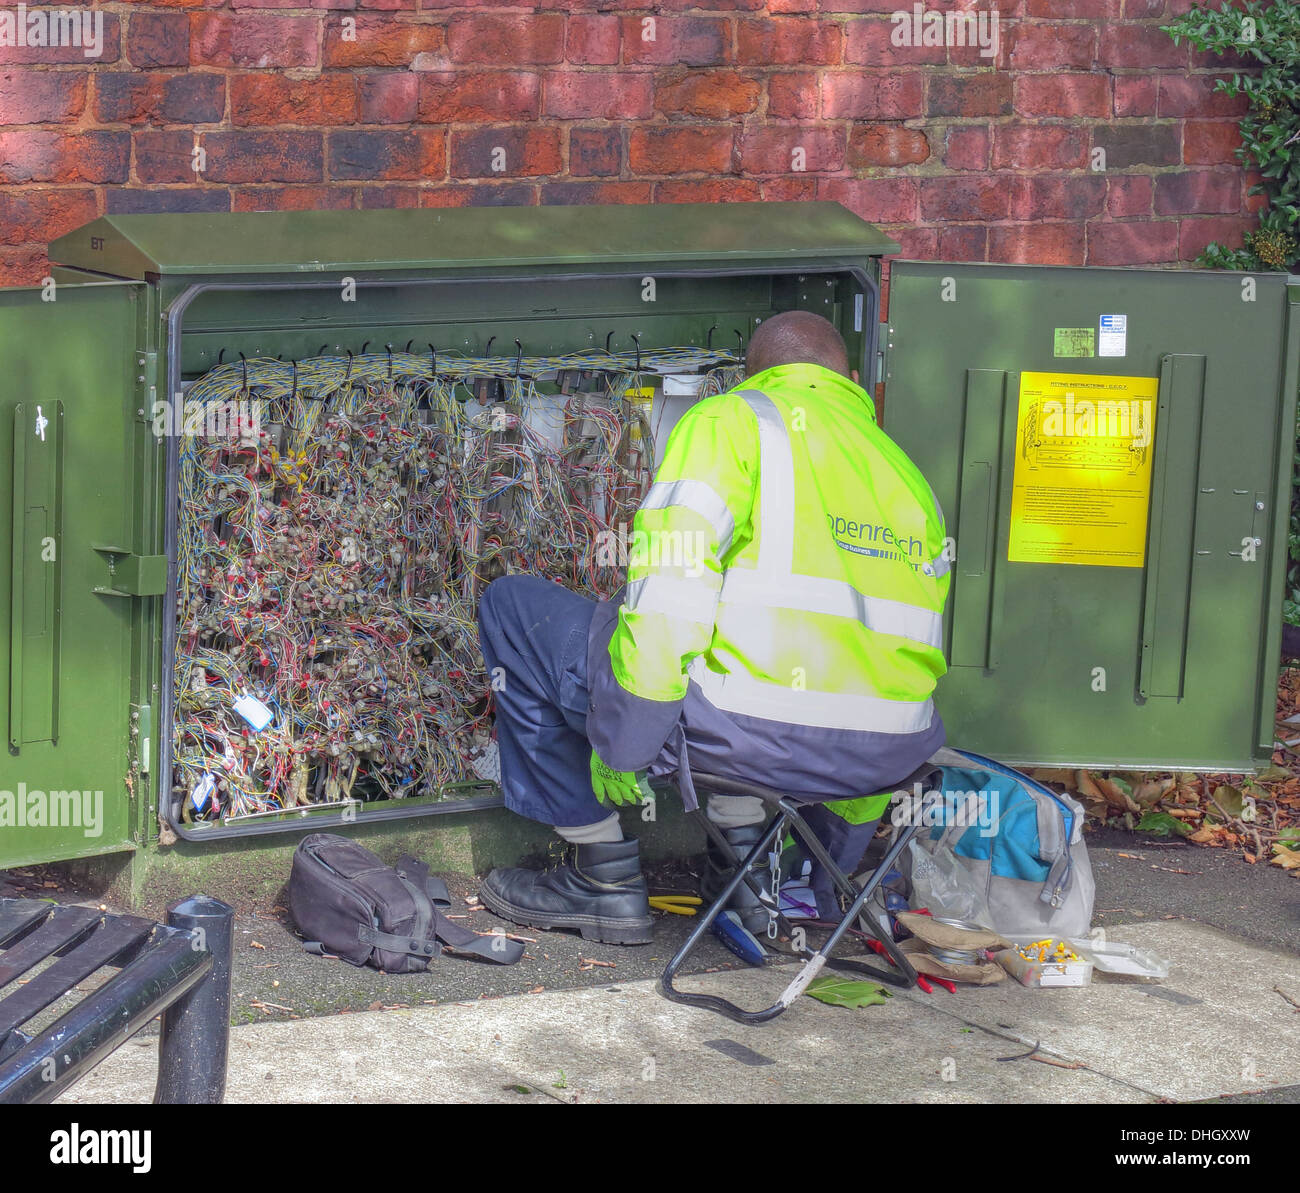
[450,127,561,178]
[458,182,539,207]
[1158,74,1248,118]
[919,176,1011,221]
[1113,75,1158,117]
[989,223,1087,265]
[1154,169,1240,215]
[655,179,763,203]
[654,69,761,119]
[737,18,842,65]
[0,246,52,288]
[942,125,990,170]
[0,71,86,123]
[1028,0,1111,14]
[937,224,988,262]
[362,186,422,209]
[768,72,819,118]
[323,18,444,68]
[1087,219,1179,265]
[1178,215,1248,262]
[819,176,918,223]
[541,181,654,206]
[1093,123,1180,168]
[231,75,356,125]
[0,189,98,247]
[570,127,621,177]
[993,124,1089,169]
[928,71,1012,117]
[821,72,924,118]
[330,130,446,181]
[566,15,620,65]
[628,127,735,174]
[359,73,419,124]
[1008,23,1095,70]
[1184,120,1243,165]
[1009,174,1107,220]
[621,17,731,66]
[654,0,765,8]
[883,225,936,265]
[0,131,129,184]
[544,72,653,119]
[233,186,355,213]
[1015,73,1109,117]
[769,0,817,11]
[191,14,318,68]
[1105,174,1153,217]
[761,176,819,201]
[0,14,121,65]
[135,130,201,184]
[1099,22,1187,69]
[849,123,930,166]
[232,0,358,7]
[739,126,844,174]
[845,18,946,66]
[95,72,225,125]
[820,0,929,12]
[447,15,565,65]
[203,131,324,183]
[419,72,539,122]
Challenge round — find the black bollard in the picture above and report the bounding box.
[154,895,234,1104]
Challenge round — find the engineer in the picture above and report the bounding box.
[476,311,951,944]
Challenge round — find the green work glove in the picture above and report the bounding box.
[590,750,654,807]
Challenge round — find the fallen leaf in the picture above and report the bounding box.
[1214,785,1245,818]
[805,976,891,1009]
[1244,853,1257,864]
[1271,847,1300,871]
[1136,811,1193,838]
[1133,777,1175,807]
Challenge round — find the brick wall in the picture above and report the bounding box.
[0,0,1259,286]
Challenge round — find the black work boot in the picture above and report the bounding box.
[701,822,775,937]
[479,838,654,945]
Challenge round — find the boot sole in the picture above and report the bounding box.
[477,886,654,946]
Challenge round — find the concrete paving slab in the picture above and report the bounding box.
[65,966,1142,1105]
[908,921,1300,1102]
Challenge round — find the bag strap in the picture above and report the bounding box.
[394,854,524,965]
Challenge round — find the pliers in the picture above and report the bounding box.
[648,894,703,917]
[866,937,957,993]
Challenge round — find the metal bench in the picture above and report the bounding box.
[0,893,233,1104]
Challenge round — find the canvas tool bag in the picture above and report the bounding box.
[289,833,524,972]
[903,748,1095,940]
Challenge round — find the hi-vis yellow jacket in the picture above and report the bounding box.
[586,362,950,815]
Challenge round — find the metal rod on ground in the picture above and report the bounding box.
[154,895,234,1105]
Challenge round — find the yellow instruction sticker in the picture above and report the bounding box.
[1008,371,1159,567]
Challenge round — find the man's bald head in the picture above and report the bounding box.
[745,311,851,379]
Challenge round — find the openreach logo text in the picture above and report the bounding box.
[50,1125,151,1174]
[0,784,104,838]
[0,5,105,59]
[891,3,999,60]
[891,783,1000,837]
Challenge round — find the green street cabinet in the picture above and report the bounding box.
[1,202,1297,875]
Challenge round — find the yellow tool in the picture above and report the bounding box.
[648,894,702,917]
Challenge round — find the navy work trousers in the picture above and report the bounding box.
[477,574,608,828]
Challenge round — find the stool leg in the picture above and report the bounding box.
[659,813,794,1025]
[781,803,922,988]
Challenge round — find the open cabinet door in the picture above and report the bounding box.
[0,281,144,867]
[884,261,1300,772]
